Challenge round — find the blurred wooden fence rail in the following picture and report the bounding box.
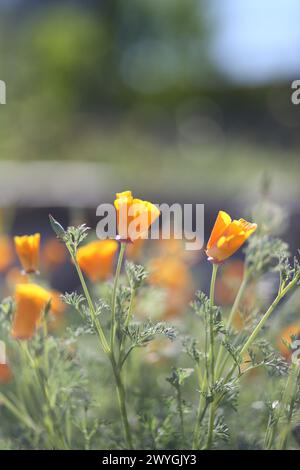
[0,161,119,208]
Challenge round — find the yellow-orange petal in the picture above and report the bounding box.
[14,233,40,273]
[77,239,118,282]
[207,211,232,250]
[42,238,67,270]
[206,213,257,262]
[0,363,13,384]
[11,283,51,340]
[0,236,15,272]
[278,324,300,360]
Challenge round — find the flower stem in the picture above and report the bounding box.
[277,362,300,450]
[111,243,126,353]
[209,263,218,386]
[111,355,133,449]
[73,257,110,354]
[71,246,133,448]
[205,263,219,450]
[215,274,248,377]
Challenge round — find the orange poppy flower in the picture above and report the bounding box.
[11,283,51,340]
[77,239,118,282]
[0,363,13,384]
[155,237,201,266]
[278,324,300,360]
[14,233,40,274]
[42,237,67,270]
[206,211,257,263]
[0,236,15,272]
[114,191,160,242]
[148,256,194,318]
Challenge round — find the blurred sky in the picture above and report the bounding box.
[209,0,300,84]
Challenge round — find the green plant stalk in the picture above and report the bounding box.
[111,355,133,449]
[111,243,126,353]
[226,274,249,329]
[192,264,219,450]
[213,274,300,417]
[176,385,185,441]
[239,275,299,359]
[119,286,135,366]
[205,263,219,450]
[264,414,276,450]
[277,362,300,450]
[209,263,218,385]
[0,392,37,431]
[72,244,133,449]
[215,274,249,378]
[71,253,110,355]
[21,341,67,449]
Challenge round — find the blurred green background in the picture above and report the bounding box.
[0,0,299,230]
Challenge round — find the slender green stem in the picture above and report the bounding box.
[209,263,218,385]
[177,386,185,441]
[192,264,219,450]
[111,355,133,449]
[227,275,248,329]
[0,392,37,431]
[119,286,135,366]
[215,274,248,378]
[240,276,299,359]
[111,243,126,353]
[72,255,110,355]
[70,245,133,448]
[213,275,300,420]
[277,363,300,450]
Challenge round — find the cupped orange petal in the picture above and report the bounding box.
[14,233,40,274]
[207,211,232,250]
[278,324,300,360]
[0,363,13,384]
[77,239,118,282]
[42,237,67,270]
[11,283,51,340]
[0,236,15,272]
[206,212,257,263]
[114,191,160,242]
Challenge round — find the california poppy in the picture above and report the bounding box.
[114,191,160,242]
[148,256,194,318]
[42,237,67,271]
[0,363,12,384]
[278,324,300,360]
[11,283,51,340]
[77,239,118,282]
[0,236,14,272]
[206,211,257,263]
[14,233,40,274]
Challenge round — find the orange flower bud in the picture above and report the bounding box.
[42,237,67,270]
[0,236,14,272]
[77,239,118,282]
[277,324,300,360]
[206,211,257,263]
[11,283,51,340]
[114,191,160,242]
[0,363,13,384]
[14,233,40,274]
[148,256,194,318]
